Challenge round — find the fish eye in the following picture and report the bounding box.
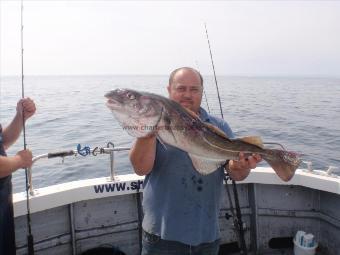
[126,92,136,100]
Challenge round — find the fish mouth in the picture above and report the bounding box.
[105,89,125,109]
[106,98,117,105]
[105,98,121,110]
[104,89,126,99]
[104,90,117,99]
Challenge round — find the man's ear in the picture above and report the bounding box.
[167,85,171,95]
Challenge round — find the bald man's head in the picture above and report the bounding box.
[167,67,203,113]
[169,67,203,87]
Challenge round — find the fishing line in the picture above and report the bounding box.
[263,142,286,150]
[194,60,211,114]
[204,23,248,255]
[20,1,35,254]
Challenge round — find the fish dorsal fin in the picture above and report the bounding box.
[240,136,264,148]
[184,107,200,119]
[204,122,229,139]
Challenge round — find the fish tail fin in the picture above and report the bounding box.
[262,149,302,182]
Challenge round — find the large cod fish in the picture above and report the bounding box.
[105,88,301,181]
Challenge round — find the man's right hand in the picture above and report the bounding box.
[15,149,33,169]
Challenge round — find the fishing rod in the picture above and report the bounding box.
[204,23,248,255]
[21,1,35,254]
[204,23,223,119]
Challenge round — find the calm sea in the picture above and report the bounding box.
[0,75,339,193]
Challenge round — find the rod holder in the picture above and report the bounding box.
[326,166,339,175]
[27,144,130,195]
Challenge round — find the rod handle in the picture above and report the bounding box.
[47,150,75,158]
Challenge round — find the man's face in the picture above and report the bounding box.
[167,69,203,113]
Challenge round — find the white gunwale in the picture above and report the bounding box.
[13,167,340,217]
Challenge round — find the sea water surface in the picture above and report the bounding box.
[0,75,339,193]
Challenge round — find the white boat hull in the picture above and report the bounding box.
[13,168,340,255]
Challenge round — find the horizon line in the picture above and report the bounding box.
[1,73,340,79]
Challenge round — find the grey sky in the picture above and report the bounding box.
[1,1,340,76]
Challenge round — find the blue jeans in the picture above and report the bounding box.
[141,230,220,255]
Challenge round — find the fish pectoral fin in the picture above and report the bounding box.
[239,136,264,149]
[188,153,224,175]
[184,108,200,119]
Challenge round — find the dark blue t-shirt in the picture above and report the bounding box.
[142,108,234,246]
[0,124,16,255]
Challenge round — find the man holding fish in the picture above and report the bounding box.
[129,67,261,255]
[105,67,300,254]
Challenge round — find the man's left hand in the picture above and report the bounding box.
[226,152,262,181]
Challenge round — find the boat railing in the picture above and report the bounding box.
[28,142,130,195]
[301,160,339,178]
[27,146,339,196]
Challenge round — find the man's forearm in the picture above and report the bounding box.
[3,113,23,149]
[129,136,157,176]
[0,155,21,178]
